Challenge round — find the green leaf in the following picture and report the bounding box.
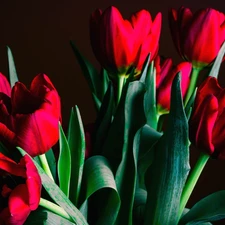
[92,93,102,111]
[93,82,114,155]
[70,41,101,98]
[208,41,225,78]
[67,106,85,206]
[139,54,150,83]
[134,124,162,188]
[179,190,225,225]
[115,80,146,225]
[143,62,158,129]
[45,148,57,181]
[25,208,75,225]
[79,155,120,225]
[133,188,147,225]
[18,147,88,225]
[144,73,190,225]
[7,46,19,87]
[101,68,110,100]
[58,123,71,197]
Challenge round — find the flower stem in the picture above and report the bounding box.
[38,154,54,181]
[178,152,209,219]
[184,67,201,106]
[39,198,73,222]
[116,76,125,106]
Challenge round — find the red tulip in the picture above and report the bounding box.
[90,6,162,77]
[0,73,61,157]
[169,7,225,68]
[189,76,225,159]
[155,56,192,112]
[0,153,41,225]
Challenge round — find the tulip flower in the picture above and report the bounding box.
[90,6,162,78]
[169,7,225,69]
[0,153,41,225]
[155,56,192,113]
[0,73,61,157]
[189,76,225,159]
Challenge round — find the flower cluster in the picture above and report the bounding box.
[0,5,225,225]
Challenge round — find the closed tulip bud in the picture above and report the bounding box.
[169,7,225,68]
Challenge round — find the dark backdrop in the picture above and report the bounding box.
[0,1,225,224]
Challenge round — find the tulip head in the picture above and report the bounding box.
[155,56,192,113]
[90,6,162,78]
[0,153,41,225]
[0,73,61,157]
[189,76,225,159]
[169,7,225,69]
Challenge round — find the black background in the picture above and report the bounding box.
[0,0,225,224]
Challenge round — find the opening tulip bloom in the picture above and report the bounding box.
[90,6,162,78]
[0,153,41,225]
[189,76,225,159]
[155,56,192,113]
[169,7,225,69]
[0,73,61,157]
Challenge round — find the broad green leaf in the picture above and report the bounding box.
[134,124,162,188]
[115,80,146,225]
[67,106,85,206]
[144,74,190,225]
[45,148,57,181]
[58,123,71,197]
[208,41,225,78]
[70,41,101,99]
[179,190,225,225]
[79,156,120,225]
[101,68,110,99]
[7,46,19,87]
[93,82,114,155]
[25,208,75,225]
[143,62,158,129]
[133,188,147,225]
[18,147,88,225]
[101,79,128,173]
[139,54,150,83]
[92,93,102,111]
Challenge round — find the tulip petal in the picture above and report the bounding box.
[19,155,41,210]
[14,110,59,157]
[184,8,222,65]
[100,6,134,73]
[11,82,42,115]
[212,108,225,159]
[0,152,26,177]
[0,184,31,225]
[189,95,218,154]
[0,73,11,97]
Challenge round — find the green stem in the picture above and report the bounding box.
[116,76,125,106]
[178,152,209,219]
[38,154,54,181]
[39,198,73,222]
[184,67,201,106]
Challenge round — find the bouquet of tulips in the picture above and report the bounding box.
[1,5,225,225]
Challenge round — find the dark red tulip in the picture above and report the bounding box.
[169,7,225,68]
[0,153,41,225]
[189,76,225,159]
[0,73,61,157]
[155,56,192,112]
[90,6,162,77]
